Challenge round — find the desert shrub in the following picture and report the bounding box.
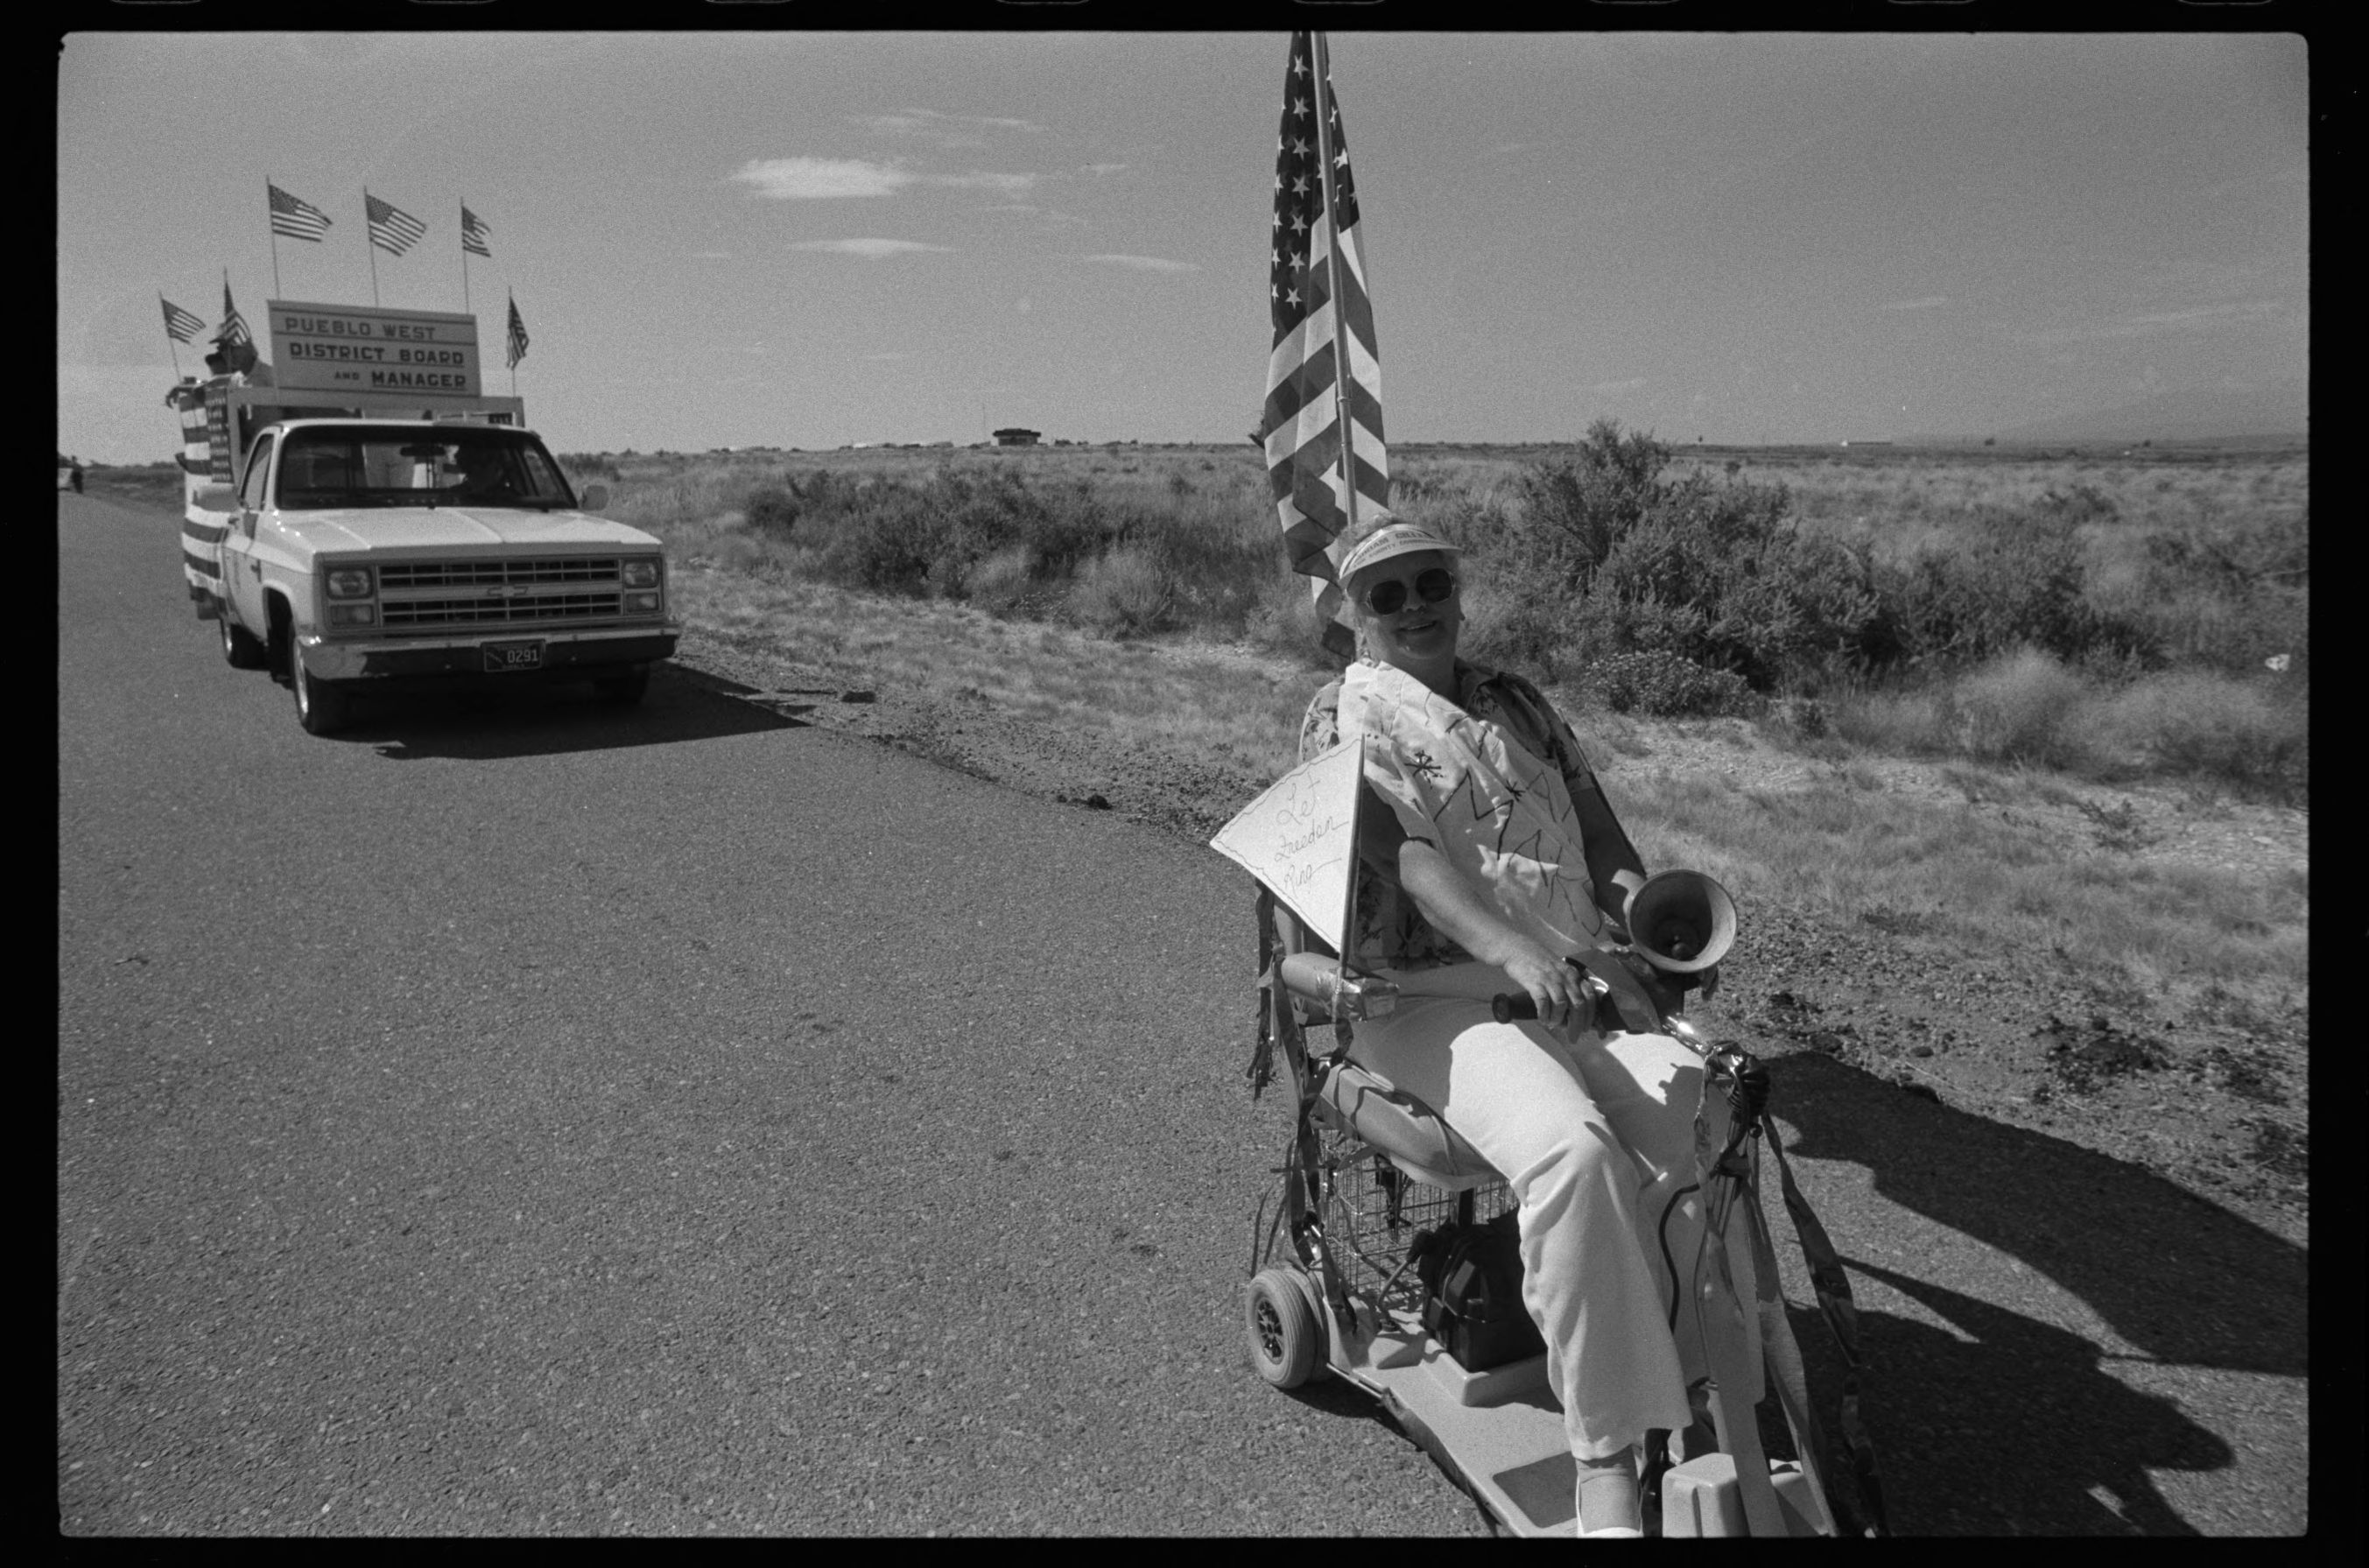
[1496,419,1883,690]
[964,545,1039,617]
[1862,503,2154,673]
[742,482,800,537]
[2091,671,2307,798]
[1585,648,1754,718]
[1944,647,2101,770]
[1066,546,1175,637]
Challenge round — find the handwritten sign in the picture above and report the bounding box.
[267,299,483,397]
[1208,737,1364,955]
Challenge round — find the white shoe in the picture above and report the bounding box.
[1576,1445,1642,1537]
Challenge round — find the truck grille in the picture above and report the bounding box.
[381,559,619,589]
[378,557,627,628]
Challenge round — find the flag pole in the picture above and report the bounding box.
[1310,31,1360,542]
[460,199,471,318]
[162,295,184,381]
[364,187,382,307]
[267,178,283,297]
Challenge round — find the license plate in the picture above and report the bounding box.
[482,639,545,672]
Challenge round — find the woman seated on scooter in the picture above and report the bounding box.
[1302,519,1729,1539]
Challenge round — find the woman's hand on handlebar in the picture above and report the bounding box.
[1499,939,1591,1029]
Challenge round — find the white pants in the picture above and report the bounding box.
[1347,994,1740,1460]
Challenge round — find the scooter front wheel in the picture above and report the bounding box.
[1244,1266,1324,1389]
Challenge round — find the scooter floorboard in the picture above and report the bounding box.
[1337,1332,1577,1536]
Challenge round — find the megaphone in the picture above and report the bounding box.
[1623,870,1738,977]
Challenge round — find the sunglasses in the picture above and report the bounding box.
[1360,566,1459,616]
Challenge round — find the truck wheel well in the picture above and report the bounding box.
[265,592,295,679]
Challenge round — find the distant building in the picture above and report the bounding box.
[992,427,1041,446]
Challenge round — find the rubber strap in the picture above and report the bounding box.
[1765,1116,1890,1536]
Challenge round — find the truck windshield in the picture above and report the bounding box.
[274,427,577,510]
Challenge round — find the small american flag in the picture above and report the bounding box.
[365,192,429,257]
[268,182,333,243]
[460,205,493,258]
[506,295,529,369]
[1262,31,1388,656]
[160,297,206,343]
[217,279,251,348]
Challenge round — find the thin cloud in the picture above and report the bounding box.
[1080,162,1128,176]
[2014,299,2284,346]
[1079,253,1199,274]
[1880,296,1950,312]
[735,158,910,199]
[690,250,730,260]
[734,157,1037,200]
[791,238,954,258]
[851,109,1040,148]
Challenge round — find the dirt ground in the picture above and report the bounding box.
[670,623,2309,1250]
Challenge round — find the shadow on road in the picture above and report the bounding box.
[1760,1050,2301,1535]
[350,663,808,762]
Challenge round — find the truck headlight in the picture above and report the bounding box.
[326,566,376,599]
[621,559,661,588]
[327,603,377,626]
[625,591,661,613]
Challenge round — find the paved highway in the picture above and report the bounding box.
[58,493,2307,1535]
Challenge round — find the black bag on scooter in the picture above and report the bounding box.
[1411,1212,1545,1373]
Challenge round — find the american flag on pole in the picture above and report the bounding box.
[1262,30,1388,655]
[460,205,493,258]
[365,192,429,257]
[217,279,251,348]
[268,182,333,242]
[160,297,206,343]
[506,294,529,369]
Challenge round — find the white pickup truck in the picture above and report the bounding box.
[198,418,679,735]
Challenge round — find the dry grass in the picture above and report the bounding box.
[1610,763,2307,1010]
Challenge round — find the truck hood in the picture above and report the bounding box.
[280,507,661,555]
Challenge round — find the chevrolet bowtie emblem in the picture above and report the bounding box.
[484,584,530,598]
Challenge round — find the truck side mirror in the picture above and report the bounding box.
[578,482,610,512]
[192,483,241,514]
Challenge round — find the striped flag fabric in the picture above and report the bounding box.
[506,295,529,369]
[217,280,251,348]
[160,297,206,343]
[268,182,333,242]
[1262,30,1388,655]
[460,205,493,258]
[365,192,429,256]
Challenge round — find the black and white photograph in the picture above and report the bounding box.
[58,8,2310,1539]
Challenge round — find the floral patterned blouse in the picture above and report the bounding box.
[1300,658,1608,973]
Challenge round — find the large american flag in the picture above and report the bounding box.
[160,296,206,343]
[1262,30,1388,656]
[460,204,493,258]
[268,182,333,243]
[365,192,428,257]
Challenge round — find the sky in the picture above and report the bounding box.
[57,29,2308,464]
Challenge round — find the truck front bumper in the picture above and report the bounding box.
[297,622,682,682]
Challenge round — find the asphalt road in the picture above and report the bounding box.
[57,493,2309,1536]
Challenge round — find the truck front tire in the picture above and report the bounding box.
[220,611,269,669]
[292,647,352,735]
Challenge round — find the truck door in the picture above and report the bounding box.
[223,432,277,634]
